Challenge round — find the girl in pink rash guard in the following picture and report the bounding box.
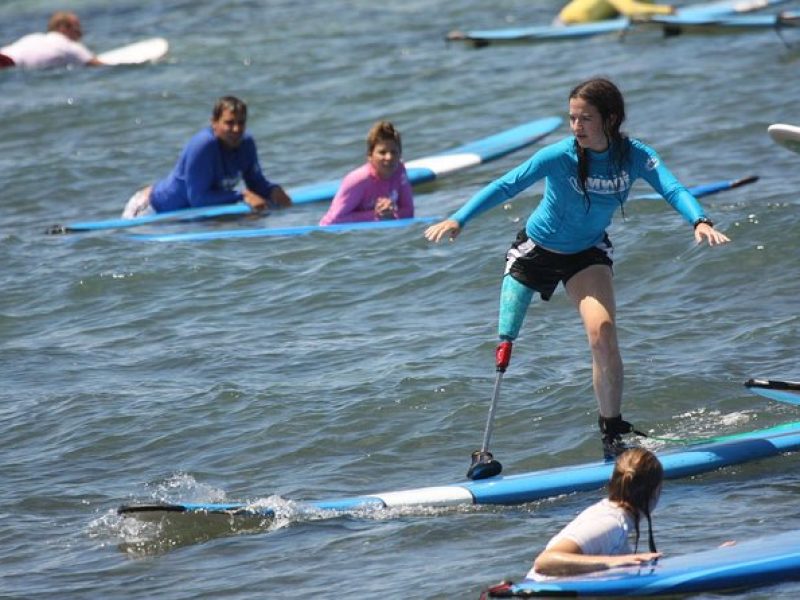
[319,121,414,225]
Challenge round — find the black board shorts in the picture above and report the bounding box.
[504,230,614,301]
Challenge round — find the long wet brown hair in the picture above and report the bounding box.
[569,78,629,214]
[608,448,663,553]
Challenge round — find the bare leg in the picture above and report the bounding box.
[565,264,622,418]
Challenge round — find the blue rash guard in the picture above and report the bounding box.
[451,136,706,253]
[150,127,277,213]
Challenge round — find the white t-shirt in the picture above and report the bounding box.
[527,499,635,580]
[1,31,94,69]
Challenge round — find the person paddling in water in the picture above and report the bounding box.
[556,0,675,25]
[533,447,662,576]
[122,96,291,218]
[319,120,414,226]
[0,11,106,69]
[484,448,662,599]
[425,78,730,462]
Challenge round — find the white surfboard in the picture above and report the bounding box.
[97,37,169,66]
[767,123,800,154]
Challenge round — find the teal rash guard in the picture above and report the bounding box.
[450,136,706,253]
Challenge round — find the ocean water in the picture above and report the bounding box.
[2,1,800,598]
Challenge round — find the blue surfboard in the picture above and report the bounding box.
[489,529,800,597]
[47,117,561,234]
[446,0,789,46]
[647,7,798,27]
[745,378,800,405]
[126,216,438,242]
[286,116,562,205]
[47,202,255,234]
[119,419,800,521]
[634,174,758,201]
[125,174,757,242]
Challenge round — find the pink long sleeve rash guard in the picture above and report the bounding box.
[319,161,414,226]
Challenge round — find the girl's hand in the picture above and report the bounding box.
[374,197,396,220]
[695,223,730,246]
[424,219,461,243]
[606,552,662,568]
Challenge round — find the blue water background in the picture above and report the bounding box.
[1,1,799,598]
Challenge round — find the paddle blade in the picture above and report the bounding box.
[467,450,503,480]
[745,378,800,406]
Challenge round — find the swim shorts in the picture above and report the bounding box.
[504,230,613,301]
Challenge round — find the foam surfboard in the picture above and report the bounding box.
[119,419,800,521]
[47,202,254,234]
[47,116,561,234]
[287,116,563,205]
[745,378,800,405]
[97,37,169,65]
[51,172,754,236]
[768,123,800,154]
[634,174,758,201]
[643,9,800,29]
[124,174,757,242]
[487,529,800,597]
[126,216,438,242]
[446,0,789,46]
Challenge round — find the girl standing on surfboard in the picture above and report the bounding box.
[319,121,414,226]
[425,78,729,462]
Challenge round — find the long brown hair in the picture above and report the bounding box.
[569,78,629,214]
[608,448,663,553]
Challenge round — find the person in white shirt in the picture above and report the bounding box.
[0,11,105,69]
[530,447,663,578]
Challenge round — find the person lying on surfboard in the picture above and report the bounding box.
[556,0,675,24]
[425,78,729,461]
[319,121,414,226]
[121,96,292,218]
[0,11,106,69]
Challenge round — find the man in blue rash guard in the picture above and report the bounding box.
[425,78,730,460]
[122,96,291,218]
